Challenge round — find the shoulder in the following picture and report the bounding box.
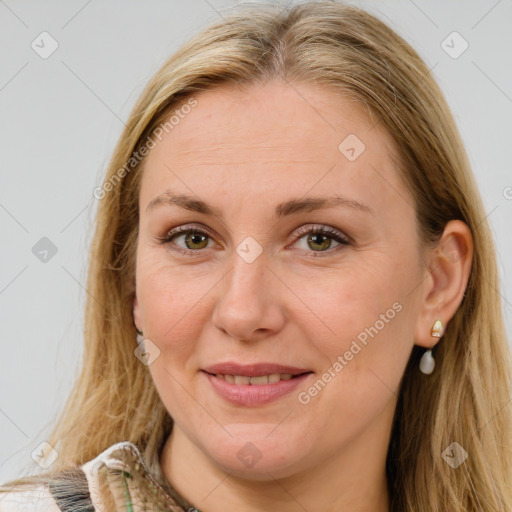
[79,441,188,511]
[80,440,144,507]
[0,484,61,512]
[0,441,142,512]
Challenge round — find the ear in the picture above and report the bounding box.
[133,294,142,332]
[414,219,473,349]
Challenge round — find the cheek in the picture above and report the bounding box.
[137,261,211,419]
[293,267,409,445]
[288,254,414,392]
[136,257,214,366]
[289,259,400,343]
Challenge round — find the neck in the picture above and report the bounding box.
[159,418,392,512]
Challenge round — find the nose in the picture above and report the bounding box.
[212,249,286,342]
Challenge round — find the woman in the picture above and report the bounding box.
[2,1,511,510]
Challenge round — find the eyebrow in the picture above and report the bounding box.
[146,190,375,218]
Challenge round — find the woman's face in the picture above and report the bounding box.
[133,79,428,478]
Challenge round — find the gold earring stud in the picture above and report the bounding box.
[431,319,444,338]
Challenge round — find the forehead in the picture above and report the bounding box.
[139,80,410,216]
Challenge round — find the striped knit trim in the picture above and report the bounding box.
[48,468,94,512]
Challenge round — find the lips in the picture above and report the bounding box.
[201,362,314,406]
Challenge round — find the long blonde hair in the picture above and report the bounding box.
[3,1,512,510]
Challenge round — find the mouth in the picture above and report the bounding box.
[201,361,312,378]
[201,371,312,385]
[200,363,314,406]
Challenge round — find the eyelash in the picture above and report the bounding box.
[155,223,351,257]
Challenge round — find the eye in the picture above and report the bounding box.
[291,224,351,256]
[156,224,217,255]
[156,223,351,256]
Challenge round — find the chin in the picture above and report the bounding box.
[199,426,308,480]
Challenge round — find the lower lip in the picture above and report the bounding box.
[202,371,312,406]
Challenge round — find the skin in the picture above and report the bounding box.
[133,79,473,512]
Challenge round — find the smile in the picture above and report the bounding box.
[201,370,313,406]
[210,373,296,384]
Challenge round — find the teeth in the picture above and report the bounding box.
[214,373,296,384]
[234,375,250,385]
[249,375,268,385]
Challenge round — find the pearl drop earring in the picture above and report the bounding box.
[419,320,444,375]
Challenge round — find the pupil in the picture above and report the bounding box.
[187,232,207,249]
[309,234,330,251]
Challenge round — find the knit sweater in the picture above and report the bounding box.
[0,441,201,512]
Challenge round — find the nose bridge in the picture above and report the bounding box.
[213,238,284,340]
[225,239,269,304]
[221,224,267,283]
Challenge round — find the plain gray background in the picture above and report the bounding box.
[1,0,511,482]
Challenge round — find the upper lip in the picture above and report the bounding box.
[202,362,312,377]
